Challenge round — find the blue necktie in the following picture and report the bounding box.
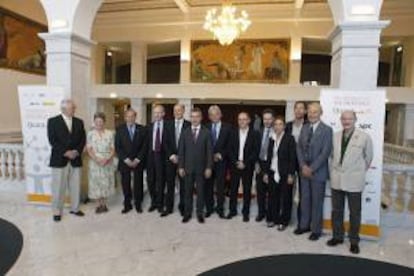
[128,125,134,140]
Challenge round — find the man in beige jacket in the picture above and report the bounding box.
[327,110,373,254]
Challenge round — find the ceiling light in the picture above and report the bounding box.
[203,1,251,46]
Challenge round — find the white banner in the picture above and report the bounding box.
[320,89,386,238]
[18,86,65,203]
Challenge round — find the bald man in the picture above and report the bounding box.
[47,99,86,222]
[227,112,260,222]
[327,110,373,254]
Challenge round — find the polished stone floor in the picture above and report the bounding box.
[1,183,413,276]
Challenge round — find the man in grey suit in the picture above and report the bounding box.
[178,107,213,224]
[327,110,373,254]
[295,102,333,241]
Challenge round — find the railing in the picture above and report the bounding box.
[383,143,414,212]
[0,143,24,181]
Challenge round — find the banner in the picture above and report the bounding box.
[18,86,65,203]
[320,89,386,238]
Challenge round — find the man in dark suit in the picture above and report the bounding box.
[178,107,213,223]
[162,103,191,217]
[204,105,232,219]
[227,112,260,222]
[285,101,307,230]
[146,104,168,213]
[295,102,332,241]
[47,99,86,222]
[255,108,275,222]
[115,108,148,214]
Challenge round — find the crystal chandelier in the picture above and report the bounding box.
[203,1,251,46]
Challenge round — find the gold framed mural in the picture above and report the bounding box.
[0,7,47,75]
[191,39,290,83]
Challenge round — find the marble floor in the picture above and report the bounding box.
[1,183,413,276]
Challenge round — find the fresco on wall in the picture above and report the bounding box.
[191,39,290,83]
[0,7,47,75]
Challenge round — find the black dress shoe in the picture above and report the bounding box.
[226,213,236,219]
[148,205,157,212]
[69,210,85,217]
[327,238,344,247]
[217,212,225,219]
[309,233,321,241]
[182,216,191,223]
[160,210,172,217]
[135,206,143,213]
[255,214,265,222]
[350,244,360,254]
[53,215,61,222]
[267,222,276,228]
[197,215,205,223]
[121,206,132,214]
[205,211,212,218]
[243,215,250,222]
[293,228,311,235]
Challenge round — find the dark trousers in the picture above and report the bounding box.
[256,161,268,217]
[229,167,254,216]
[147,152,165,209]
[296,173,302,226]
[165,160,185,212]
[267,177,293,225]
[205,160,226,214]
[331,189,362,244]
[184,171,205,217]
[120,168,144,208]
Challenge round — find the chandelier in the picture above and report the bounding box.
[203,1,251,46]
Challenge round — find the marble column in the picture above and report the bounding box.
[39,32,95,121]
[403,104,414,146]
[131,41,147,84]
[130,98,147,125]
[289,36,302,85]
[285,101,295,122]
[403,37,414,87]
[180,36,191,83]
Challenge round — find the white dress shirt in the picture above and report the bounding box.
[310,120,320,132]
[291,121,303,143]
[238,128,249,161]
[270,132,284,183]
[61,113,72,132]
[152,120,164,150]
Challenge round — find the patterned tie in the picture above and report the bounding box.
[155,122,161,152]
[192,128,198,143]
[211,123,217,146]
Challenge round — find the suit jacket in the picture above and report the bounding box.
[264,133,297,180]
[285,120,308,172]
[165,119,191,158]
[47,114,86,168]
[178,125,213,174]
[115,123,148,172]
[330,129,373,192]
[257,126,273,171]
[229,128,260,170]
[296,121,333,182]
[206,121,232,161]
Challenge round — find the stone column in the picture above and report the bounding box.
[289,36,302,85]
[285,100,295,122]
[131,41,147,84]
[180,36,191,83]
[130,98,147,125]
[39,32,95,121]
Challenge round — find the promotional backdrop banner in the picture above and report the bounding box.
[320,89,386,238]
[18,86,65,203]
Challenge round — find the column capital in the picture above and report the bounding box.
[39,32,96,59]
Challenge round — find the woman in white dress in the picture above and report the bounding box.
[87,112,116,213]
